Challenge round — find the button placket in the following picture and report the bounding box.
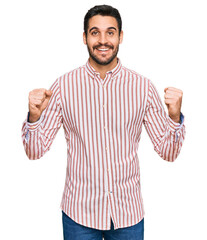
[102,83,112,195]
[102,84,108,142]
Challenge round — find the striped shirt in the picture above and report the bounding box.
[22,59,185,230]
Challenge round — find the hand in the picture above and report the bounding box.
[164,87,183,123]
[28,88,53,123]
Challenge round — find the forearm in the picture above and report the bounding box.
[22,79,63,160]
[22,117,45,160]
[153,114,185,161]
[144,81,186,162]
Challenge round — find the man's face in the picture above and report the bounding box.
[83,15,123,66]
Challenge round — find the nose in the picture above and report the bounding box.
[98,32,108,45]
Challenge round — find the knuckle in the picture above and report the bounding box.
[178,93,182,98]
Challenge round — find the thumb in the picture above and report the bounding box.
[45,89,53,97]
[164,87,168,93]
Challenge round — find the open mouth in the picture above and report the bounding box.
[94,45,113,53]
[97,48,110,52]
[95,47,113,56]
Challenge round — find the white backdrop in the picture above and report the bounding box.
[1,0,206,239]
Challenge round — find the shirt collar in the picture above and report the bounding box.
[85,58,122,79]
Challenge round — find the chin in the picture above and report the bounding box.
[90,54,117,66]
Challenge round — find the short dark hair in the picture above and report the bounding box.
[84,5,122,36]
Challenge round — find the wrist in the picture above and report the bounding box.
[28,112,40,123]
[169,114,180,124]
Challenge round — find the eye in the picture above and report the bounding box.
[108,31,114,36]
[91,31,99,36]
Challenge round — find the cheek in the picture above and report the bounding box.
[111,39,120,49]
[86,38,96,48]
[111,37,121,45]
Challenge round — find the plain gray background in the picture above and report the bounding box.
[1,0,206,239]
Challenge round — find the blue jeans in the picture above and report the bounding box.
[62,211,144,240]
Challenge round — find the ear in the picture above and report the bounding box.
[83,32,87,45]
[119,30,123,44]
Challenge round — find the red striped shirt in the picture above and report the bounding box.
[22,59,185,230]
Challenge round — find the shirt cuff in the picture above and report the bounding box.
[167,112,184,132]
[26,112,42,131]
[167,113,185,143]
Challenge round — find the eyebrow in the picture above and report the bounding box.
[89,27,117,32]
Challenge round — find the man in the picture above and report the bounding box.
[22,5,185,240]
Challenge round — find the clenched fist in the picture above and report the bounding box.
[164,87,183,123]
[28,88,53,123]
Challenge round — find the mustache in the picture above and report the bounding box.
[93,44,114,50]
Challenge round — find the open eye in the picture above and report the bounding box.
[91,31,99,36]
[108,31,114,36]
[107,31,114,36]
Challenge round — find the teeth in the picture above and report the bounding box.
[97,48,109,51]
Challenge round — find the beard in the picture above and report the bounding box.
[87,43,119,66]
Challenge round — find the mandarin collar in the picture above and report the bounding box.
[85,58,122,79]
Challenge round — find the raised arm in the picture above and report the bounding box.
[143,81,185,162]
[22,79,62,160]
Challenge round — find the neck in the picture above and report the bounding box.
[89,57,118,80]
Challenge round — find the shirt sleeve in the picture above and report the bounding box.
[143,80,186,162]
[21,79,63,160]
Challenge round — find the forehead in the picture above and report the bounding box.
[88,15,118,31]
